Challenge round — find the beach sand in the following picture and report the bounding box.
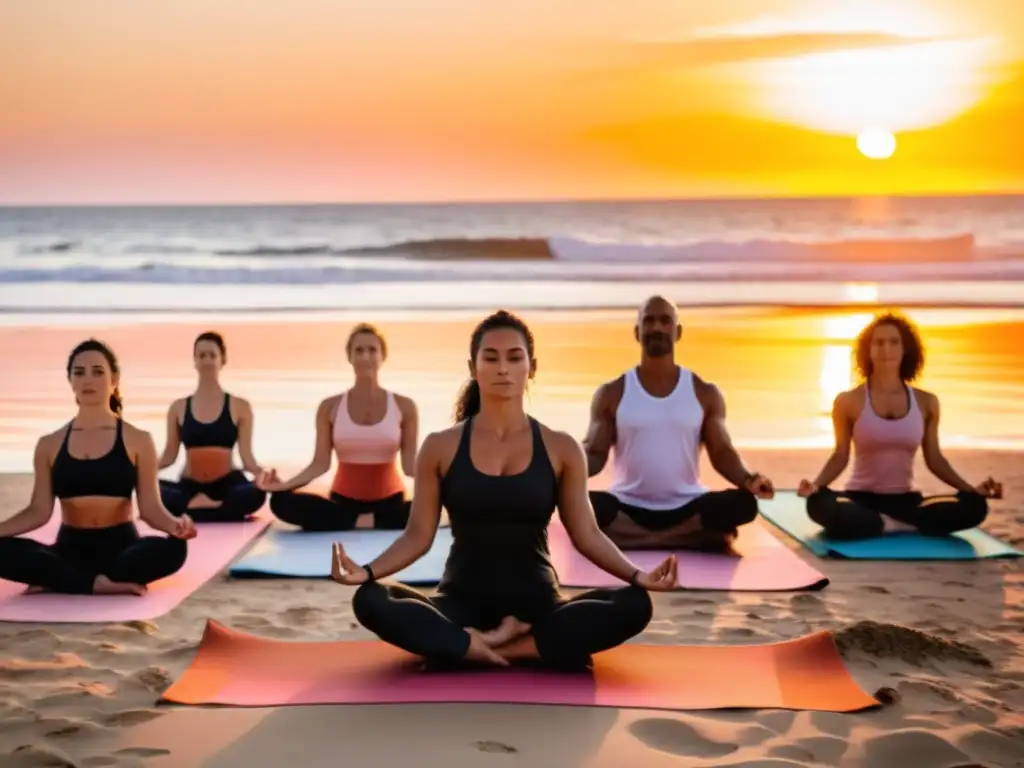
[1,308,1022,767]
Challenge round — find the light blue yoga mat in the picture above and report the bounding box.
[229,526,454,583]
[759,491,1022,561]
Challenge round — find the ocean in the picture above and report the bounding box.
[1,195,1023,315]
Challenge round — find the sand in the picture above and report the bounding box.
[1,309,1023,767]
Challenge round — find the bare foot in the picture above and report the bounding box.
[464,630,510,666]
[882,515,916,534]
[187,493,222,510]
[93,575,147,596]
[477,616,532,647]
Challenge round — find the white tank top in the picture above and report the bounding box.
[606,366,707,509]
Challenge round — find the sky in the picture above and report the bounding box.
[1,0,1023,204]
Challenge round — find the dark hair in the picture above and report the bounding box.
[66,338,123,415]
[194,331,227,363]
[854,311,925,382]
[453,310,535,422]
[346,323,388,360]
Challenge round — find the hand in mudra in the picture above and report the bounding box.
[975,477,1003,499]
[745,473,775,499]
[634,554,677,591]
[331,542,369,585]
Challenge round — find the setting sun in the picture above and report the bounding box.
[857,128,897,159]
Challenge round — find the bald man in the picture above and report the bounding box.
[583,296,774,550]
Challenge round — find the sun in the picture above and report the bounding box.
[856,128,897,160]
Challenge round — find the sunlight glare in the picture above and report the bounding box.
[819,344,855,414]
[857,128,896,159]
[824,313,874,341]
[748,38,997,135]
[842,283,880,303]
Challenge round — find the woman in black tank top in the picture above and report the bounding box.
[157,331,267,522]
[334,311,677,669]
[0,339,195,596]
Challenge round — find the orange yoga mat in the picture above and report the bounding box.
[162,620,878,713]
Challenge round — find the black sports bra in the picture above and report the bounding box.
[180,393,238,449]
[50,419,136,500]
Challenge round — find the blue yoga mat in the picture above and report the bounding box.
[759,491,1022,560]
[229,526,454,582]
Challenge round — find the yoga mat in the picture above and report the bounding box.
[549,520,829,591]
[229,526,453,583]
[0,515,270,623]
[162,619,878,713]
[760,491,1023,560]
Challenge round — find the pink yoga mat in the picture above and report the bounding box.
[0,514,270,623]
[548,521,828,591]
[162,620,879,713]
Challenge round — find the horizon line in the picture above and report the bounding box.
[2,190,1023,210]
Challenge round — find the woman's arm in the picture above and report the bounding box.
[0,437,56,538]
[396,395,419,478]
[234,398,263,476]
[272,398,336,491]
[553,432,641,583]
[361,432,443,578]
[920,393,978,492]
[810,393,854,488]
[157,401,183,470]
[132,428,186,534]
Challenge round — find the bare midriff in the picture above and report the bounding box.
[330,462,405,501]
[182,447,235,482]
[60,497,135,529]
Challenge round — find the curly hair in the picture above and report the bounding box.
[853,311,925,382]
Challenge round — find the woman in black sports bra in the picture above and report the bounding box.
[157,331,267,522]
[332,311,676,669]
[0,339,196,596]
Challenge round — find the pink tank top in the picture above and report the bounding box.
[330,391,405,500]
[845,384,924,494]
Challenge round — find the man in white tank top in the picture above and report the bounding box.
[583,296,775,549]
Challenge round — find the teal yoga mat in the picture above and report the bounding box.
[759,491,1021,560]
[229,526,453,583]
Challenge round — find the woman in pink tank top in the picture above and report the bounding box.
[798,312,1001,540]
[258,324,419,531]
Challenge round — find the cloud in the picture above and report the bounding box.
[594,31,954,73]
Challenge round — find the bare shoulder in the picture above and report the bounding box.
[538,423,585,466]
[168,397,187,418]
[392,392,418,416]
[592,375,625,410]
[836,385,865,416]
[423,424,462,473]
[692,373,724,409]
[121,420,156,453]
[912,387,938,414]
[229,394,253,413]
[318,394,343,417]
[35,429,64,462]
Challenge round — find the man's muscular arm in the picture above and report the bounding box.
[582,379,621,478]
[697,379,754,488]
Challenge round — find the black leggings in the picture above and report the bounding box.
[590,488,759,533]
[159,470,266,523]
[806,489,988,540]
[0,522,187,594]
[270,490,410,531]
[352,581,653,670]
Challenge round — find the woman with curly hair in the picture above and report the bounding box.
[798,311,1001,540]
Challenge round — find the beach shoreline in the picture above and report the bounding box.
[0,306,1022,766]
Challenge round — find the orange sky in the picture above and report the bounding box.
[1,0,1022,204]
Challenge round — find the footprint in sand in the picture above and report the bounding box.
[280,606,324,625]
[115,746,172,757]
[7,744,79,767]
[860,729,971,766]
[473,741,517,754]
[789,735,850,764]
[859,585,890,595]
[628,717,739,758]
[101,708,164,727]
